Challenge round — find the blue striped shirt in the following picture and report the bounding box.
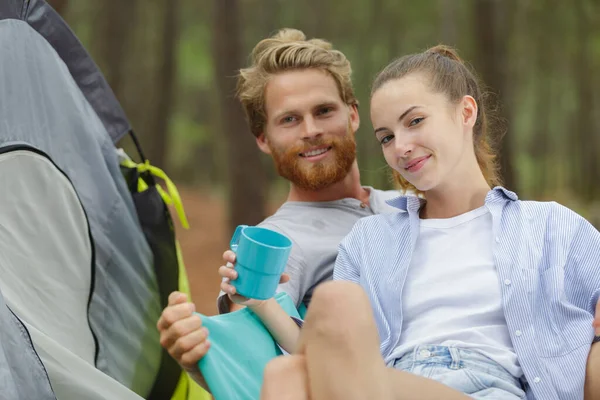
[334,187,600,399]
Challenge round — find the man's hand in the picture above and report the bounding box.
[157,292,210,389]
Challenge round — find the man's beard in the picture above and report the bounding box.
[269,131,357,191]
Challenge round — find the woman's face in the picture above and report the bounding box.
[370,73,478,193]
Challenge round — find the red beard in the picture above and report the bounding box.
[269,132,356,191]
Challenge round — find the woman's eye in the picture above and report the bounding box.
[409,117,424,126]
[380,135,394,145]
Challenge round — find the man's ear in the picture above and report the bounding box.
[349,104,360,134]
[256,133,272,155]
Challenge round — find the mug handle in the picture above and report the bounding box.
[230,225,248,252]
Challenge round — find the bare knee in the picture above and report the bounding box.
[261,356,308,400]
[304,281,376,344]
[309,281,371,321]
[264,355,304,378]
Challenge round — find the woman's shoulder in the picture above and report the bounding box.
[514,199,585,222]
[511,199,596,239]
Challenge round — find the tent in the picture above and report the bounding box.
[0,1,209,399]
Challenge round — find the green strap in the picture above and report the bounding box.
[122,159,189,229]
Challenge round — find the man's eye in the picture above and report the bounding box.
[318,107,333,115]
[409,117,424,126]
[282,116,297,123]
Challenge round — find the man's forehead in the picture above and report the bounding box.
[265,69,343,114]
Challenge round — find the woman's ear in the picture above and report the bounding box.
[461,95,478,129]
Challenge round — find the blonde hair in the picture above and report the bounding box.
[237,28,358,137]
[372,45,503,192]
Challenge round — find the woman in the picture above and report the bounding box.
[174,45,600,399]
[331,45,600,398]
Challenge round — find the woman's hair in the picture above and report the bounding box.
[371,45,503,192]
[237,28,358,137]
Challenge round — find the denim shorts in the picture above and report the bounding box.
[393,345,527,399]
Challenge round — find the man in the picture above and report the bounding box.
[217,28,400,314]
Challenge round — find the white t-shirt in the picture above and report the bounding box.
[394,206,523,378]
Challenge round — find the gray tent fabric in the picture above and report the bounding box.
[0,17,162,398]
[0,0,131,144]
[0,289,55,400]
[0,149,146,400]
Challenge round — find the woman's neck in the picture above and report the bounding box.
[421,172,491,220]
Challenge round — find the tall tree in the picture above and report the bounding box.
[473,0,517,190]
[212,0,267,232]
[573,0,599,201]
[528,1,554,197]
[144,0,181,169]
[439,0,457,45]
[91,0,137,104]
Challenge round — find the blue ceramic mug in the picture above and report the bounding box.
[230,225,292,300]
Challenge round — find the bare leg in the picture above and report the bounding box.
[261,355,310,400]
[296,281,470,400]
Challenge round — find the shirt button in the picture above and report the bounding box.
[359,202,367,209]
[419,349,431,358]
[533,377,541,383]
[495,237,500,243]
[515,330,522,337]
[504,279,511,286]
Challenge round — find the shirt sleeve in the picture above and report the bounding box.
[565,212,600,316]
[333,223,362,284]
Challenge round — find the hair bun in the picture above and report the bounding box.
[272,28,306,42]
[427,45,464,64]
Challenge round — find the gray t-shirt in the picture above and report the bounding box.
[217,187,399,313]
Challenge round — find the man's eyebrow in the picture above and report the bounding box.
[312,102,337,110]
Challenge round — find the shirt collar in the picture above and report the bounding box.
[385,186,518,212]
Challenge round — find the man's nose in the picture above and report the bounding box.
[302,116,324,140]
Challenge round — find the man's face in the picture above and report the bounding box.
[257,69,360,191]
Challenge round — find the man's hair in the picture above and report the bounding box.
[237,28,358,137]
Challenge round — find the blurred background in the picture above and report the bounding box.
[49,0,599,314]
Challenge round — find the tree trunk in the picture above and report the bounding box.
[91,0,137,104]
[144,0,180,169]
[212,0,267,232]
[573,0,598,201]
[439,0,457,45]
[473,0,517,190]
